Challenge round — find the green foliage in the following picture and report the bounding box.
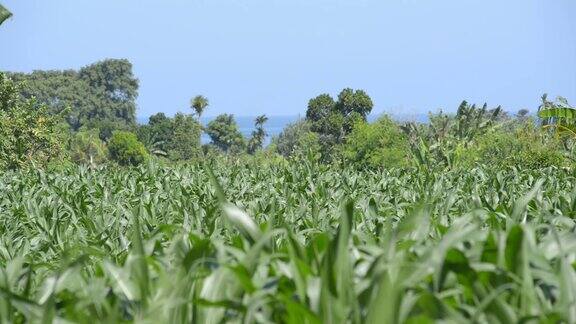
[107,131,148,166]
[305,88,373,160]
[1,161,576,322]
[191,95,209,119]
[137,112,202,160]
[9,59,139,130]
[206,114,246,153]
[0,4,11,25]
[538,94,576,137]
[68,129,108,166]
[247,114,268,154]
[306,94,335,122]
[334,88,373,120]
[402,101,504,169]
[274,119,321,158]
[458,121,566,169]
[93,119,131,142]
[167,113,202,160]
[137,112,172,157]
[340,115,411,169]
[0,72,64,170]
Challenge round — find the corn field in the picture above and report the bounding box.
[1,160,576,323]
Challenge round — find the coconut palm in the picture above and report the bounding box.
[191,95,209,120]
[248,114,268,154]
[255,114,268,127]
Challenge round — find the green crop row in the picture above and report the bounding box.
[0,160,575,323]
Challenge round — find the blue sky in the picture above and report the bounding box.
[1,0,575,118]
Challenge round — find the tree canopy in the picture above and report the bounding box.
[9,59,139,130]
[206,114,245,153]
[305,88,374,159]
[137,112,202,160]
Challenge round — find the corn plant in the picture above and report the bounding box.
[0,160,575,323]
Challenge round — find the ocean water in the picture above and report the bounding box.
[136,113,429,145]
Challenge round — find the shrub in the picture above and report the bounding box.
[458,121,566,169]
[274,120,321,159]
[0,72,65,170]
[340,115,411,169]
[69,129,108,166]
[108,131,148,166]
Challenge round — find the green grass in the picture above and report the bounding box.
[1,160,576,323]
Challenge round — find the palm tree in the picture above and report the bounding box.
[191,95,209,120]
[0,4,12,26]
[255,114,268,128]
[248,115,268,154]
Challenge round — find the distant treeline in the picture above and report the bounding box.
[1,58,574,170]
[8,59,138,130]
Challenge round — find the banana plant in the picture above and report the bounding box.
[401,101,503,169]
[538,94,576,137]
[0,4,11,26]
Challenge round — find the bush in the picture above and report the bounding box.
[0,72,65,170]
[69,129,108,166]
[458,121,566,169]
[274,120,321,159]
[340,115,411,169]
[108,131,148,166]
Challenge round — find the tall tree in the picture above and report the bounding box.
[306,94,335,122]
[255,114,268,128]
[305,88,374,160]
[206,114,245,153]
[8,59,139,130]
[167,113,202,160]
[191,95,209,120]
[335,88,373,120]
[137,112,202,160]
[78,59,139,126]
[137,113,172,157]
[248,114,268,154]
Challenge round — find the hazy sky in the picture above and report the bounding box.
[1,0,575,117]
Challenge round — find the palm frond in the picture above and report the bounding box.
[0,4,12,26]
